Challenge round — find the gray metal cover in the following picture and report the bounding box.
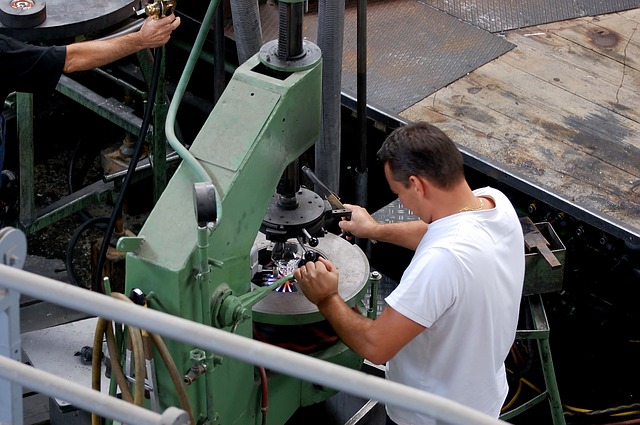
[284,0,515,115]
[335,0,516,114]
[420,0,640,33]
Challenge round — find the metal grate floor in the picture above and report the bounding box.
[257,0,515,114]
[419,0,640,33]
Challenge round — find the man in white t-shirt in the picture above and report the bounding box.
[293,121,524,425]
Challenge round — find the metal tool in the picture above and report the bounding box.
[302,165,353,237]
[139,0,176,19]
[302,166,348,212]
[521,216,561,269]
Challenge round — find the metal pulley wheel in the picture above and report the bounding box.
[0,226,27,269]
[0,0,46,29]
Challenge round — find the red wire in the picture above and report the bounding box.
[259,367,269,425]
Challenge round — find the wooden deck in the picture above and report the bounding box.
[401,9,640,242]
[252,1,640,242]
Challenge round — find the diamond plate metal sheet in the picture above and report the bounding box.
[367,198,417,305]
[371,198,419,225]
[305,0,515,114]
[419,0,640,33]
[256,0,515,115]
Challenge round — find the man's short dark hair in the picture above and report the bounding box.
[376,122,465,189]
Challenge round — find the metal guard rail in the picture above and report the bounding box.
[0,264,510,425]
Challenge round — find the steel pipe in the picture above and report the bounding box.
[0,356,188,425]
[0,264,508,425]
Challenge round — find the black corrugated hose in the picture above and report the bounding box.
[92,47,164,293]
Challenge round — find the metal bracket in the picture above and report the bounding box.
[117,236,144,253]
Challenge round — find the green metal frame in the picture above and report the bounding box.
[13,49,170,235]
[119,52,369,425]
[500,294,566,425]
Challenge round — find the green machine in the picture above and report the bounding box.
[111,2,371,424]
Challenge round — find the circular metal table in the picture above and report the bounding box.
[0,0,142,41]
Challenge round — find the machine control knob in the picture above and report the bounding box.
[303,250,319,263]
[301,228,319,247]
[130,288,146,306]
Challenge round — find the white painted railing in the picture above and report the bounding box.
[0,264,510,425]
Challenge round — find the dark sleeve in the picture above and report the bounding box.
[0,34,66,96]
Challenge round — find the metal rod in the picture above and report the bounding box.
[356,0,367,173]
[354,0,369,210]
[92,68,147,100]
[16,93,34,227]
[0,356,189,425]
[0,265,508,425]
[344,399,379,425]
[213,3,226,104]
[278,2,304,60]
[0,289,22,424]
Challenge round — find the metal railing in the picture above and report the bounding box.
[0,264,510,425]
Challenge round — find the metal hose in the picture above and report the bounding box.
[149,331,195,424]
[104,319,134,403]
[92,45,164,293]
[110,292,195,425]
[229,0,263,63]
[315,0,345,193]
[165,0,224,224]
[91,313,145,425]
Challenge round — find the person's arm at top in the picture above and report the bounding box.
[63,15,181,73]
[338,203,428,251]
[294,258,425,365]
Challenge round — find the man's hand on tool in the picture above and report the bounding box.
[294,258,340,309]
[138,13,181,49]
[339,203,428,250]
[338,203,380,240]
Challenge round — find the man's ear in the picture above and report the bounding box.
[408,175,425,196]
[410,175,432,199]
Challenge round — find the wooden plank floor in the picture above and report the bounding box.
[402,8,640,242]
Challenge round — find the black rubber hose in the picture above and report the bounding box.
[92,47,163,293]
[66,216,110,287]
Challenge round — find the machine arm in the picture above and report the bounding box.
[210,273,295,329]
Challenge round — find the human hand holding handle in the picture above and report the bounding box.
[338,203,381,242]
[293,258,340,308]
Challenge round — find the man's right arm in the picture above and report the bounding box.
[339,203,427,251]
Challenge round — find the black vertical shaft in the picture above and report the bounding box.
[277,1,305,61]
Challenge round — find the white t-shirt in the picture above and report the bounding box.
[385,187,525,425]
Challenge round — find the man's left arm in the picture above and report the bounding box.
[295,258,425,365]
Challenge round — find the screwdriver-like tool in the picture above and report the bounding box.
[301,166,352,237]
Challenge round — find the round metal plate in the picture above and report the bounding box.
[0,0,47,29]
[252,232,370,325]
[262,188,325,228]
[258,39,322,72]
[0,0,143,41]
